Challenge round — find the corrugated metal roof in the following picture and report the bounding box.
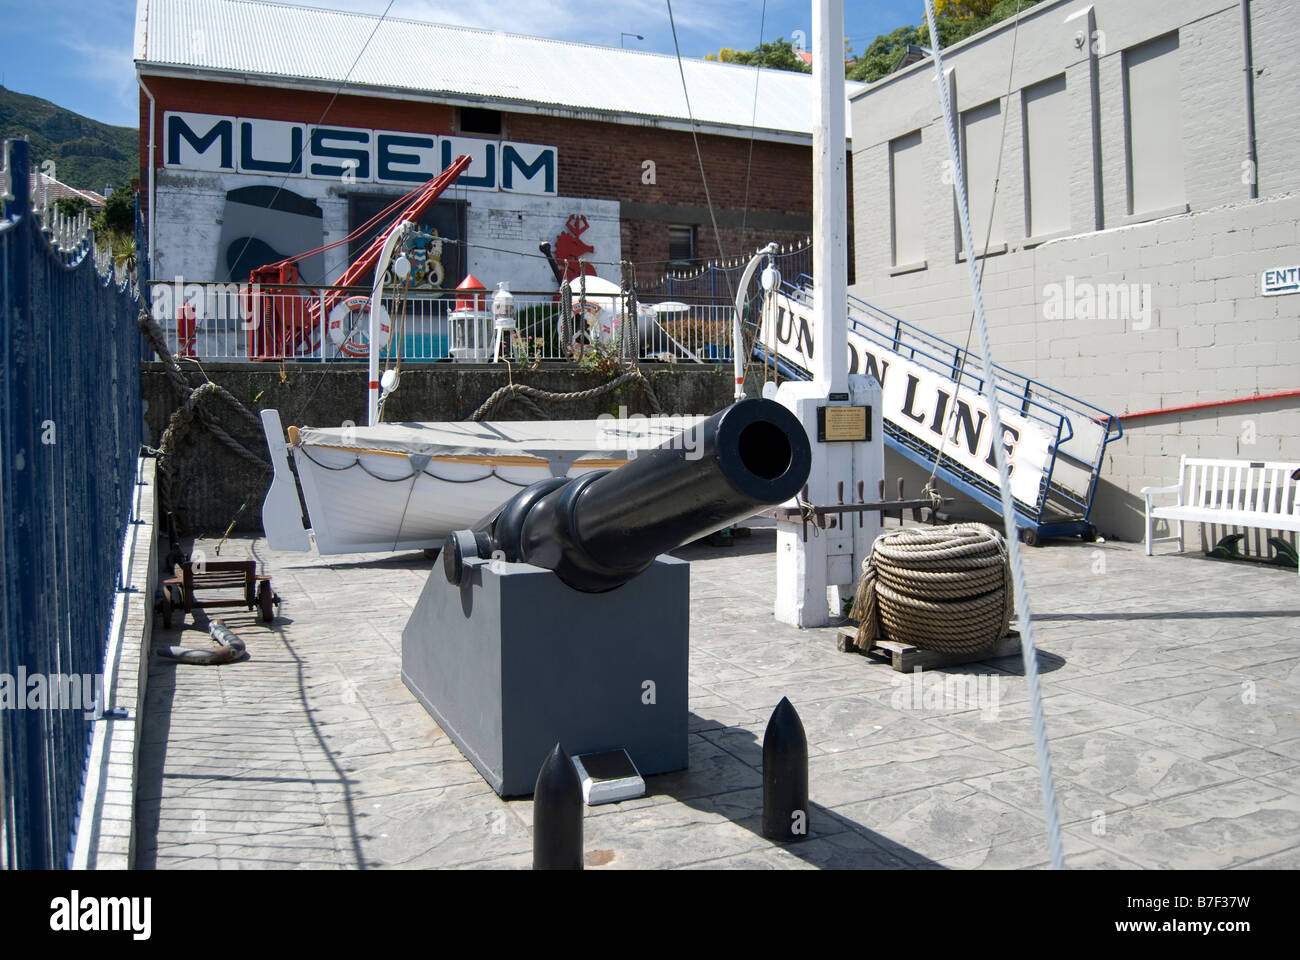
[134,0,862,142]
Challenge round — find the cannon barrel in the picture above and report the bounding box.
[443,397,812,592]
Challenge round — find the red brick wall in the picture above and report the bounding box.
[505,112,810,211]
[139,76,833,275]
[506,112,816,275]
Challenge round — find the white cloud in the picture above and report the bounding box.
[61,38,138,125]
[289,0,734,49]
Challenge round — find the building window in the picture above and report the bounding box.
[460,107,502,136]
[1022,74,1070,238]
[959,99,1005,255]
[1124,32,1183,216]
[888,130,925,267]
[668,225,697,268]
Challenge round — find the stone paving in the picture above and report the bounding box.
[135,526,1300,869]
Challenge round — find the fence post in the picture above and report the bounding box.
[1,140,55,868]
[0,141,12,868]
[133,189,148,295]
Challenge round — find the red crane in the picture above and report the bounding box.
[244,154,472,360]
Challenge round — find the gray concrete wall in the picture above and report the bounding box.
[851,0,1300,541]
[142,362,747,535]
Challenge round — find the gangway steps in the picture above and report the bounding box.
[755,282,1121,542]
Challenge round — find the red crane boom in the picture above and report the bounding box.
[244,154,472,360]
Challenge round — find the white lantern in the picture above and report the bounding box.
[491,281,517,362]
[492,281,516,330]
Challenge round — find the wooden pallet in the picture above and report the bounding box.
[836,625,1022,672]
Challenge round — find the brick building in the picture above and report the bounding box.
[134,0,861,292]
[849,0,1300,540]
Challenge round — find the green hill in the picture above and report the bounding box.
[0,86,138,193]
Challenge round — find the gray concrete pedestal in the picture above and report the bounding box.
[401,555,690,797]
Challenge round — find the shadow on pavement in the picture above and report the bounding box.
[134,541,371,869]
[644,712,946,870]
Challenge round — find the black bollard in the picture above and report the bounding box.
[532,743,583,869]
[762,697,810,842]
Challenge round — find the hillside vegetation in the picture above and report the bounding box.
[0,85,138,192]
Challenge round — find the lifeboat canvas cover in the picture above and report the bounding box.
[295,416,705,463]
[276,415,711,554]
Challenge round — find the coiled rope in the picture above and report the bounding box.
[849,523,1013,655]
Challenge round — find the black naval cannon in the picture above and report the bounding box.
[442,397,813,593]
[407,396,812,797]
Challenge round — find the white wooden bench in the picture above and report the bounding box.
[1142,456,1300,573]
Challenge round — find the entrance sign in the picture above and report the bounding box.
[1262,266,1300,297]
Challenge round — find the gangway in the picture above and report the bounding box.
[756,278,1122,544]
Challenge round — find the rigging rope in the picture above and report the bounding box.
[922,0,1026,500]
[737,0,769,251]
[923,0,1064,869]
[224,0,400,280]
[665,0,736,310]
[620,260,639,363]
[558,279,574,352]
[467,364,663,422]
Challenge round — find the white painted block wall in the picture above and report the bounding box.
[152,170,622,292]
[849,0,1300,541]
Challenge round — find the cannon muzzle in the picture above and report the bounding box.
[443,397,811,592]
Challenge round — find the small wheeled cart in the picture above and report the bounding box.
[160,559,280,629]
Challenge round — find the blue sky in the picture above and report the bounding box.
[1,0,919,128]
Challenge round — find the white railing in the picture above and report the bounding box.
[93,245,116,277]
[39,205,94,253]
[146,281,742,364]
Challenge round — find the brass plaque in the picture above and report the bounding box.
[817,405,869,442]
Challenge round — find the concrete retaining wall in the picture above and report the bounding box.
[141,362,747,535]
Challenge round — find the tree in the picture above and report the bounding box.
[932,0,1003,19]
[708,0,1042,86]
[847,25,926,83]
[847,0,1043,85]
[705,38,810,72]
[55,195,93,219]
[111,234,136,276]
[92,179,135,243]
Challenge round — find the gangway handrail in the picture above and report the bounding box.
[788,279,1075,441]
[762,279,1122,535]
[846,311,1075,443]
[758,336,1051,522]
[848,302,1124,445]
[793,273,1122,440]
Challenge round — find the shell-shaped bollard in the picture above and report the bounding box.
[762,697,810,842]
[532,743,583,869]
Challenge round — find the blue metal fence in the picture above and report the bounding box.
[0,139,142,869]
